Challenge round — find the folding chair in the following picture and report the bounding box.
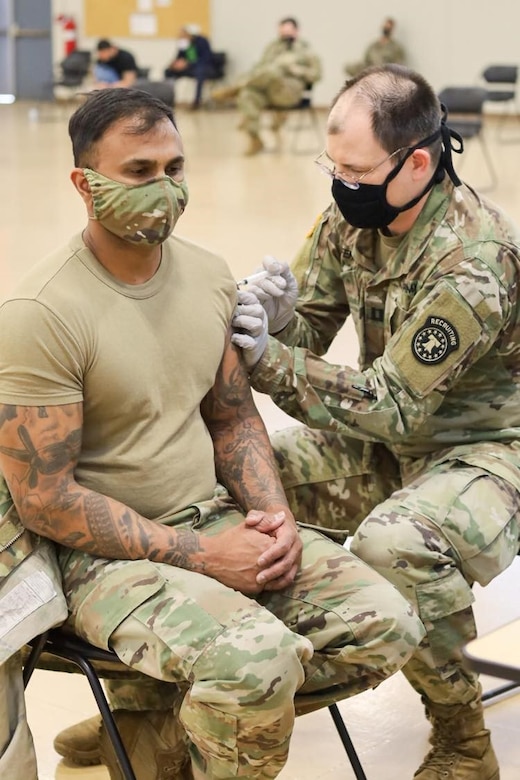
[24,627,368,779]
[481,65,520,141]
[438,86,497,191]
[134,79,175,108]
[269,84,322,154]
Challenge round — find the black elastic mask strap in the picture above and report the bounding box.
[384,127,442,187]
[439,105,464,187]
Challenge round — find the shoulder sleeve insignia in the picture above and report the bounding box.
[412,316,459,364]
[305,212,324,238]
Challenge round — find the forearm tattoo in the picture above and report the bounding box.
[0,404,202,567]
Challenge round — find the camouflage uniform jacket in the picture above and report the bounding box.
[253,38,322,86]
[364,38,406,67]
[251,178,520,486]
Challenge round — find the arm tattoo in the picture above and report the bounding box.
[203,346,288,512]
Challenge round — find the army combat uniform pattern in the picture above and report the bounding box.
[346,37,406,77]
[236,38,322,135]
[251,177,520,706]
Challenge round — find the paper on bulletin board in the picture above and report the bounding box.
[129,12,158,36]
[137,0,153,11]
[156,0,172,6]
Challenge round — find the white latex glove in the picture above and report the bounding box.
[243,256,298,334]
[231,290,269,370]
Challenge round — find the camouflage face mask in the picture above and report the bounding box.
[83,168,189,245]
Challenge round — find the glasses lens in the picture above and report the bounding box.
[339,177,359,190]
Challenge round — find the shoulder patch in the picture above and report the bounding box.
[306,213,324,239]
[387,284,482,398]
[412,316,459,364]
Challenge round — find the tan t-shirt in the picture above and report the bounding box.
[0,233,236,520]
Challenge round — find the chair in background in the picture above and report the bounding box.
[134,79,175,109]
[269,84,322,154]
[207,51,227,88]
[175,51,228,108]
[54,49,91,90]
[481,65,520,141]
[438,86,497,191]
[24,627,368,780]
[136,66,151,79]
[52,49,91,106]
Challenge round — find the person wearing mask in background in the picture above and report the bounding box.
[93,38,138,88]
[164,24,214,110]
[231,64,520,780]
[345,18,406,77]
[0,86,424,780]
[212,17,322,156]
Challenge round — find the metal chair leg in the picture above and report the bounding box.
[24,632,137,780]
[328,703,368,779]
[482,681,520,702]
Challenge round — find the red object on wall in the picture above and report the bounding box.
[57,14,77,57]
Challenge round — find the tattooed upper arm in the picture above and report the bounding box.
[201,333,257,425]
[0,402,82,505]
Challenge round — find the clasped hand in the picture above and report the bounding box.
[202,508,302,595]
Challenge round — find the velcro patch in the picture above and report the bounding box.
[305,212,323,238]
[388,284,482,397]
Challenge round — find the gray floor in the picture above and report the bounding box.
[2,99,520,779]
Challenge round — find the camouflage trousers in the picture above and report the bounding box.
[236,65,306,134]
[272,426,520,706]
[59,489,423,779]
[0,653,37,780]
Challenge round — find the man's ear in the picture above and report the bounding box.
[409,148,431,180]
[70,168,93,213]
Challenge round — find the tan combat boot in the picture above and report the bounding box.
[99,709,193,780]
[210,85,240,103]
[414,695,499,779]
[53,714,102,765]
[244,133,264,156]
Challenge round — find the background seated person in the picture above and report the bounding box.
[345,17,406,77]
[164,24,214,110]
[212,17,322,156]
[93,38,138,88]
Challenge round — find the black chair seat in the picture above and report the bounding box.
[134,79,175,108]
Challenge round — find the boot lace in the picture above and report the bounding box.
[416,718,457,777]
[416,745,457,777]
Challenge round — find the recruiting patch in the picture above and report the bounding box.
[386,282,482,398]
[412,316,459,364]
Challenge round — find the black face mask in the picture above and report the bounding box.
[331,119,463,230]
[281,35,295,47]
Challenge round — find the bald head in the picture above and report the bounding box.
[328,65,442,157]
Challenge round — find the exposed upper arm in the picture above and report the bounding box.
[120,70,137,86]
[0,402,82,508]
[201,332,257,431]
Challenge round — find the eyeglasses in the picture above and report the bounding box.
[314,147,408,190]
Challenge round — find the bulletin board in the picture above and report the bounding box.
[84,0,211,40]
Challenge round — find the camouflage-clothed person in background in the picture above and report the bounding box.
[345,17,406,77]
[212,17,321,156]
[234,65,520,780]
[0,86,424,780]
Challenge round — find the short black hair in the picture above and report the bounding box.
[69,88,176,167]
[280,17,298,28]
[96,39,113,51]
